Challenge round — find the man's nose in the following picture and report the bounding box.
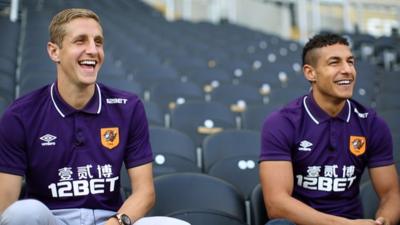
[341,62,354,74]
[85,40,98,54]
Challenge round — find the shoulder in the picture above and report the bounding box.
[98,83,143,107]
[264,96,305,125]
[4,85,50,117]
[262,96,305,133]
[349,98,390,131]
[348,99,380,123]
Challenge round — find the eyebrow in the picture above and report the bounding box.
[72,34,104,42]
[94,35,104,42]
[327,55,354,62]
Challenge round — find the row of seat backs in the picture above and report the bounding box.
[149,127,260,199]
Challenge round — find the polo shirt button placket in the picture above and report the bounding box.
[74,115,85,148]
[329,119,336,152]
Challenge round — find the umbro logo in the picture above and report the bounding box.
[40,134,57,146]
[298,140,313,151]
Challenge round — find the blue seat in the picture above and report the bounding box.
[148,173,246,223]
[149,127,200,176]
[170,101,237,146]
[250,184,268,225]
[149,81,204,114]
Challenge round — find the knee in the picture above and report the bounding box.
[1,199,52,224]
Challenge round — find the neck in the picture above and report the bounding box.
[312,91,346,117]
[57,79,95,110]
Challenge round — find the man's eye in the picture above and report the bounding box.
[329,61,338,65]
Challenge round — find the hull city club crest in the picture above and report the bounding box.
[101,127,119,150]
[349,135,366,156]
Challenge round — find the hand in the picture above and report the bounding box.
[350,219,382,225]
[375,217,389,225]
[105,217,120,225]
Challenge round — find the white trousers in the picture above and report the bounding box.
[0,199,190,225]
[0,199,114,225]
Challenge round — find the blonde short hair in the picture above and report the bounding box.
[49,8,101,47]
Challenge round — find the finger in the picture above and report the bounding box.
[375,217,385,225]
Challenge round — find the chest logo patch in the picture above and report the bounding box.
[40,134,57,146]
[349,136,366,156]
[298,140,313,151]
[101,127,119,150]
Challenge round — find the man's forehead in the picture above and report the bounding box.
[64,18,103,37]
[316,44,353,59]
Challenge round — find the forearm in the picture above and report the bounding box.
[0,173,22,214]
[0,193,17,214]
[117,188,155,222]
[268,194,351,225]
[375,190,400,224]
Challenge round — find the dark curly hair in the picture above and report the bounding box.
[302,33,349,66]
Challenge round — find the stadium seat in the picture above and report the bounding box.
[180,67,231,88]
[0,96,8,117]
[97,76,143,98]
[143,101,165,127]
[169,209,247,225]
[149,127,200,176]
[379,110,400,134]
[148,173,246,223]
[210,83,263,111]
[241,105,280,131]
[132,64,179,92]
[250,184,268,225]
[18,73,55,97]
[266,87,307,107]
[149,80,204,114]
[208,155,259,198]
[360,180,379,219]
[202,129,260,171]
[170,101,237,146]
[376,93,400,111]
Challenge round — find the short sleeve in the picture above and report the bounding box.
[260,111,294,162]
[124,98,153,168]
[366,115,394,168]
[0,109,27,176]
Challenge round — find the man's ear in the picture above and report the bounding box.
[47,42,60,63]
[303,64,316,83]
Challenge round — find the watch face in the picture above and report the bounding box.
[121,214,131,225]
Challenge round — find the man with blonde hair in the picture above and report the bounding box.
[0,8,155,225]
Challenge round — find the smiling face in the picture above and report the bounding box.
[304,43,356,104]
[47,17,104,88]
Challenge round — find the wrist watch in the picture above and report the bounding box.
[110,213,132,225]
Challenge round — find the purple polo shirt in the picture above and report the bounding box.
[260,94,393,219]
[0,82,153,211]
